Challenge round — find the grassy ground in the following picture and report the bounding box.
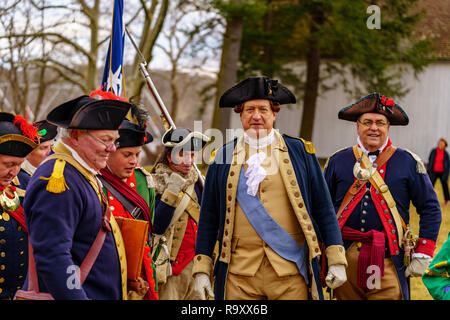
[409,179,450,300]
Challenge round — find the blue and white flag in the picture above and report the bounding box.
[101,0,125,97]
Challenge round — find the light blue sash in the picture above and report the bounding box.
[236,167,308,283]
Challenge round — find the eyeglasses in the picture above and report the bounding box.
[358,119,389,128]
[85,131,120,150]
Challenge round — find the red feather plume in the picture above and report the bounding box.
[13,115,39,142]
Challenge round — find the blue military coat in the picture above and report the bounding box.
[0,170,30,299]
[324,146,442,299]
[195,135,344,300]
[23,158,123,300]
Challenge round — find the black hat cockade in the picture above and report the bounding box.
[219,76,296,108]
[162,127,210,151]
[338,93,409,126]
[117,119,153,148]
[34,120,58,143]
[46,94,131,130]
[0,112,39,157]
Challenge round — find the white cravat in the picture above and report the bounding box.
[357,136,389,163]
[243,130,277,196]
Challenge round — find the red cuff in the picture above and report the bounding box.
[415,238,436,257]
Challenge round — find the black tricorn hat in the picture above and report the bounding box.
[338,93,409,126]
[34,120,58,143]
[219,76,296,108]
[46,95,131,130]
[162,127,210,151]
[0,112,38,157]
[117,119,153,148]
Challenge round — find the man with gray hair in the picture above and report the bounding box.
[21,95,131,299]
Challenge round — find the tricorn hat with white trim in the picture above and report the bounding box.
[162,127,209,151]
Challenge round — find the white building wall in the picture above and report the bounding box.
[230,62,450,162]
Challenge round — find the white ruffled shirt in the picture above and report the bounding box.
[243,130,276,196]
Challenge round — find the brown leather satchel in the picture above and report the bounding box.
[14,208,112,300]
[114,216,149,282]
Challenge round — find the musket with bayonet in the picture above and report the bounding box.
[125,26,205,189]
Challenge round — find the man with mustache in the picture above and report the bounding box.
[193,76,347,300]
[21,95,131,299]
[151,127,209,300]
[324,93,442,299]
[0,112,38,299]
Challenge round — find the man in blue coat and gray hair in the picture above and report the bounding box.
[192,76,348,300]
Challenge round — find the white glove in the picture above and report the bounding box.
[166,172,186,195]
[325,264,347,289]
[193,273,214,300]
[405,257,432,278]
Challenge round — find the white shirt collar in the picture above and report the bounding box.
[62,141,99,175]
[21,159,36,176]
[357,136,389,163]
[243,129,276,149]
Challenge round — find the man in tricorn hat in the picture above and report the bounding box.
[99,113,158,300]
[21,120,58,177]
[0,112,38,299]
[324,93,442,299]
[151,127,209,300]
[192,76,347,300]
[21,95,131,299]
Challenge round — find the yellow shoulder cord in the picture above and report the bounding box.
[353,146,405,248]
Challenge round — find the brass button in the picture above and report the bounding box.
[0,240,5,245]
[0,227,4,232]
[0,265,4,270]
[0,277,4,283]
[230,171,235,176]
[298,203,304,208]
[0,252,5,258]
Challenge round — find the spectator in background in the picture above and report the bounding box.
[427,138,449,206]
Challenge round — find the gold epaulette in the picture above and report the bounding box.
[40,158,70,193]
[208,149,217,163]
[300,138,316,154]
[404,149,427,174]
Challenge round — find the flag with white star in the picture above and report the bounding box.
[101,0,125,97]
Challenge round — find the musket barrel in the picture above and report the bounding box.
[126,27,205,188]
